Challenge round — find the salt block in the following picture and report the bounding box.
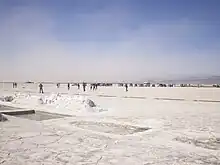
[4,96,14,102]
[85,99,96,107]
[0,113,8,122]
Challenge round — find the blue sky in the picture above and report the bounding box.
[0,0,220,82]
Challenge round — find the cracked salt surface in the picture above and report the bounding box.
[1,85,220,165]
[174,136,220,150]
[71,120,151,135]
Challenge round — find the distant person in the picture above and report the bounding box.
[57,83,60,88]
[67,83,70,90]
[77,83,80,89]
[39,83,44,93]
[82,82,86,92]
[12,82,17,88]
[90,84,93,90]
[125,84,128,92]
[94,83,97,90]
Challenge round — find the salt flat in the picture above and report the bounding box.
[0,84,220,164]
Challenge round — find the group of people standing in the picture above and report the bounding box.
[90,83,98,91]
[11,82,128,94]
[12,82,17,88]
[56,83,81,91]
[56,83,71,90]
[55,82,95,92]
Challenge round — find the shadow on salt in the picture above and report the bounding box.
[70,120,151,135]
[174,136,220,150]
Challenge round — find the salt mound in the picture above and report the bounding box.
[0,113,8,122]
[39,94,96,108]
[5,96,14,102]
[14,93,31,98]
[38,94,106,113]
[39,93,61,104]
[1,96,14,102]
[82,99,96,107]
[7,93,106,113]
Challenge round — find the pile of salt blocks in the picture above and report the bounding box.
[0,113,8,122]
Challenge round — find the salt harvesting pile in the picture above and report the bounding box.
[0,113,8,122]
[0,93,106,114]
[0,96,14,102]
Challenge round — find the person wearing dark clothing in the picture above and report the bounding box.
[125,84,128,92]
[57,83,60,88]
[39,83,44,93]
[82,82,86,92]
[13,82,17,88]
[77,83,80,89]
[67,83,70,90]
[90,84,93,90]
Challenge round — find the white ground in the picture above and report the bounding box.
[0,83,220,165]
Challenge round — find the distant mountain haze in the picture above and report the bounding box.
[141,76,220,84]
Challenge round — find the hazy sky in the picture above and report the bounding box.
[0,0,220,82]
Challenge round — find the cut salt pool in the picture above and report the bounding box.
[7,110,71,121]
[71,120,151,135]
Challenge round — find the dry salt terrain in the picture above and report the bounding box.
[0,83,220,165]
